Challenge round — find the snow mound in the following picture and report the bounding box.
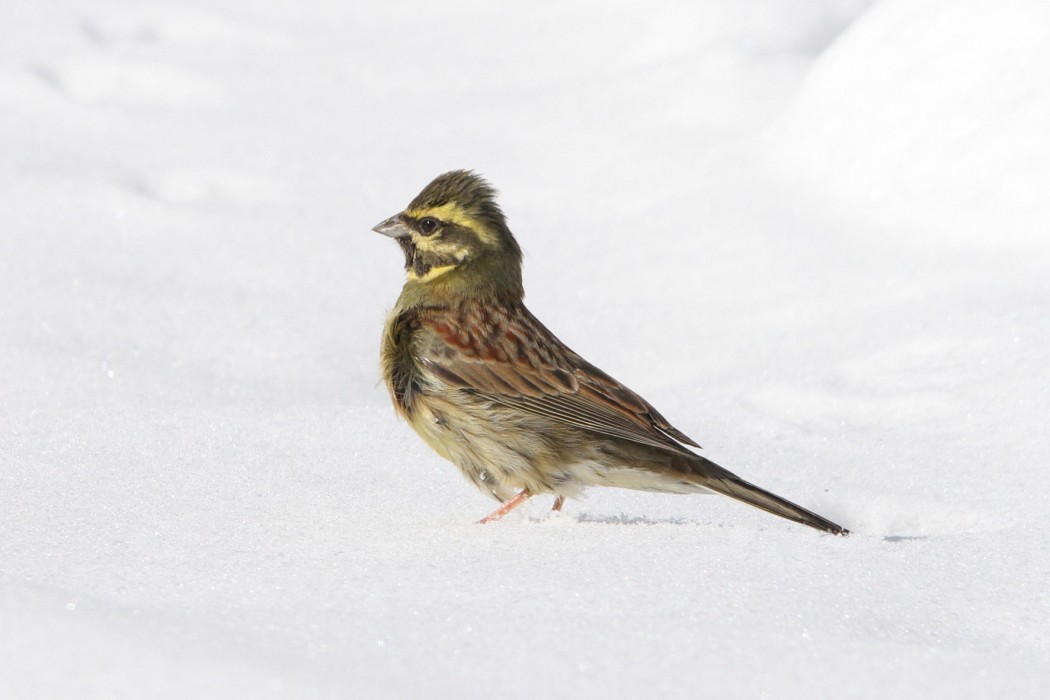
[776,0,1050,245]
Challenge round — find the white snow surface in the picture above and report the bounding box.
[2,0,1048,697]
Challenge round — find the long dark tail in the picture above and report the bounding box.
[682,455,849,535]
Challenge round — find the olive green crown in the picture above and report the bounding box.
[409,170,522,259]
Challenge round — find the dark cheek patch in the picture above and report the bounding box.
[413,255,431,277]
[442,224,477,249]
[395,236,436,276]
[397,237,415,269]
[396,222,481,279]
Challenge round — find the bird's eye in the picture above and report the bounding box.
[419,217,439,236]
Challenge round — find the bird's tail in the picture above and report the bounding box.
[681,455,849,535]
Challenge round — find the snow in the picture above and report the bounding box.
[2,0,1048,697]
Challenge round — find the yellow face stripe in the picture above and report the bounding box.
[411,237,469,258]
[407,264,457,283]
[405,202,497,245]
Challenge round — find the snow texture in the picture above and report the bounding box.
[2,0,1048,697]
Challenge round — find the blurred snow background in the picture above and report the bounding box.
[2,0,1048,697]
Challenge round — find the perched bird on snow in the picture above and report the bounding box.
[374,170,847,535]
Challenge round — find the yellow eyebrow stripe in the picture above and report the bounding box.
[405,202,496,245]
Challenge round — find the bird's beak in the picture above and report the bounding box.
[372,213,411,239]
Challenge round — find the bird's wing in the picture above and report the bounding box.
[418,303,700,456]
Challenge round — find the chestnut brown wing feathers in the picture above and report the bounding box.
[419,302,700,456]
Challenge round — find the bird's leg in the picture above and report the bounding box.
[551,495,565,512]
[478,490,531,524]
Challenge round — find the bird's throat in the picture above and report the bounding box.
[399,237,458,282]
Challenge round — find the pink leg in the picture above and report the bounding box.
[478,490,532,524]
[551,495,566,512]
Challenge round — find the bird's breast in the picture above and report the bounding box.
[381,307,425,418]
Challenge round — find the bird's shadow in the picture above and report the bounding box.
[572,512,693,526]
[882,534,929,542]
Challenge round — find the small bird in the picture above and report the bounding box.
[374,170,848,535]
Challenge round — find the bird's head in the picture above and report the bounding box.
[373,170,523,298]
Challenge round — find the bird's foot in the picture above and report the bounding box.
[477,490,531,524]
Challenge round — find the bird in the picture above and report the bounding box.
[373,170,848,535]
